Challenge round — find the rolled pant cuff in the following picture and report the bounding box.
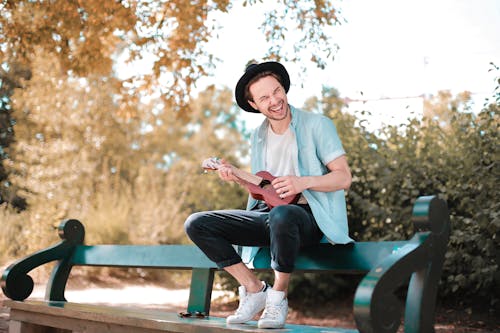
[217,257,243,269]
[271,261,294,273]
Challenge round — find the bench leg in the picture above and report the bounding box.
[9,320,71,333]
[187,268,215,315]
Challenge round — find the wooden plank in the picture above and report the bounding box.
[9,320,70,333]
[4,300,358,333]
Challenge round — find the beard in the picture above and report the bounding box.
[264,101,289,121]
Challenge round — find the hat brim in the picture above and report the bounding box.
[235,62,290,113]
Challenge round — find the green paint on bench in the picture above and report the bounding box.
[251,240,414,272]
[1,195,450,333]
[71,245,217,268]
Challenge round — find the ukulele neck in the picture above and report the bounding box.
[230,166,263,186]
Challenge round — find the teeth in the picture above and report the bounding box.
[270,102,282,112]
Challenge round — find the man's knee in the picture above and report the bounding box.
[270,205,303,221]
[184,212,205,238]
[269,205,302,232]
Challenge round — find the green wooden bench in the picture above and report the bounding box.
[1,195,450,333]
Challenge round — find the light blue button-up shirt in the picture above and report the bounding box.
[245,105,354,252]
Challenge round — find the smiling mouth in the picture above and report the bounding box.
[269,101,284,113]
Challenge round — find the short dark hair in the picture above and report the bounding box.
[244,71,284,103]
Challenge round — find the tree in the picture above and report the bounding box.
[0,62,30,209]
[0,0,343,113]
[2,48,138,255]
[0,0,345,209]
[1,59,250,257]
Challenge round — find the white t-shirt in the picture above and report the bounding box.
[265,126,307,204]
[265,126,297,177]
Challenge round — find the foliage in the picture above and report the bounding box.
[0,71,249,260]
[438,103,499,310]
[0,0,342,116]
[294,85,499,312]
[257,0,342,70]
[0,62,30,209]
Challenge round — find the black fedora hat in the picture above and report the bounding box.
[235,61,290,113]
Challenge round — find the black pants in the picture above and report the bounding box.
[184,203,323,273]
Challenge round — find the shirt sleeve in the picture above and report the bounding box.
[315,115,346,165]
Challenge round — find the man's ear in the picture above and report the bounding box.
[248,100,258,111]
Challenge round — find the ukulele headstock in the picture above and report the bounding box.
[201,157,222,171]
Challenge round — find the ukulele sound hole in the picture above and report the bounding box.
[260,179,272,189]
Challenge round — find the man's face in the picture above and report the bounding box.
[248,75,289,121]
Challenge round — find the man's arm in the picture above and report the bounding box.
[272,155,352,198]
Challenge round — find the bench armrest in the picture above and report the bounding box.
[1,219,84,301]
[353,196,450,333]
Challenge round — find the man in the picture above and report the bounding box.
[185,61,353,329]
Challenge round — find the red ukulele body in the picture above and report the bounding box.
[243,171,300,208]
[202,158,301,209]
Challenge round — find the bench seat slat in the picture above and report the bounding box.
[5,300,358,333]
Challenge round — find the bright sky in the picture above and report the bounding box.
[199,0,500,130]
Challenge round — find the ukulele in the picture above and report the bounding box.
[201,157,301,208]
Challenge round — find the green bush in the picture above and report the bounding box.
[293,89,499,312]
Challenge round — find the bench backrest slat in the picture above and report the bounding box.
[70,245,217,269]
[251,239,422,272]
[69,239,422,273]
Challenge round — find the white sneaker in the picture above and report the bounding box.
[226,282,268,324]
[257,288,288,329]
